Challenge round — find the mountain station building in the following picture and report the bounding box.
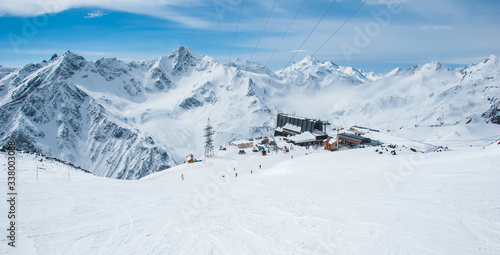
[274,113,329,146]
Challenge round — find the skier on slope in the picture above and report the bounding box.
[181,174,184,181]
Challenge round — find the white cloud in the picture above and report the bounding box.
[0,0,200,27]
[85,10,107,18]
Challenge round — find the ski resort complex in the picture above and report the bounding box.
[1,0,500,253]
[1,46,499,254]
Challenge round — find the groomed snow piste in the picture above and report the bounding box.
[1,134,499,254]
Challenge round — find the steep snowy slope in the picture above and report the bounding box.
[1,46,499,179]
[0,53,178,179]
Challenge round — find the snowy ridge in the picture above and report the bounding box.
[0,53,179,179]
[0,65,17,80]
[277,55,374,86]
[1,46,500,179]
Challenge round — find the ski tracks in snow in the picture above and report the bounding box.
[66,193,133,255]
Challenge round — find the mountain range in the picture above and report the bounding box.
[1,46,499,179]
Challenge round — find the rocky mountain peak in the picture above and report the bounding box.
[167,46,199,75]
[50,53,58,61]
[422,60,444,71]
[483,54,497,64]
[53,51,88,79]
[227,58,279,78]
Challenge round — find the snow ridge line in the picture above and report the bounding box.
[0,150,91,174]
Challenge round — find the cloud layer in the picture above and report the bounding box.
[0,0,499,73]
[0,0,198,26]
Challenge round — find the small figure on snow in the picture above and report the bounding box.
[181,174,184,181]
[259,165,261,169]
[235,173,238,178]
[251,170,253,174]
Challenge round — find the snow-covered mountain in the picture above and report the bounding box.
[0,47,278,179]
[0,52,181,179]
[278,55,376,87]
[279,55,500,130]
[1,47,499,179]
[0,65,17,79]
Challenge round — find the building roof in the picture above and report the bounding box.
[277,113,328,123]
[278,113,307,120]
[324,137,337,144]
[338,133,371,145]
[311,129,327,137]
[349,127,367,135]
[287,132,316,144]
[282,123,302,134]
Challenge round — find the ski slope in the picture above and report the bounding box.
[1,134,499,254]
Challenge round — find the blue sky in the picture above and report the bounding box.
[1,0,499,73]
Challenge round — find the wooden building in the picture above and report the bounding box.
[186,154,195,163]
[324,137,338,151]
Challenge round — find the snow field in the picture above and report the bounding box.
[1,140,499,254]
